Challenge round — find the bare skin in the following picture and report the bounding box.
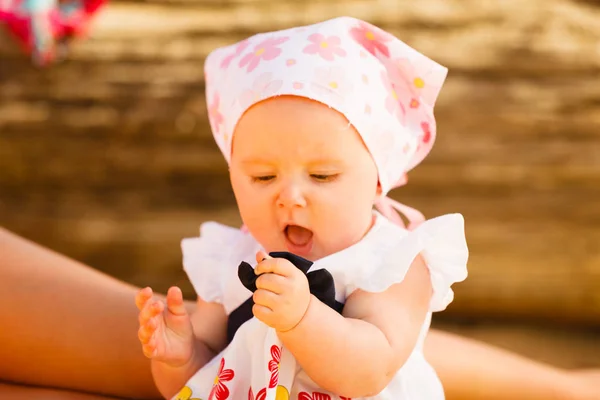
[1,226,599,399]
[423,330,600,400]
[0,383,122,400]
[0,226,160,400]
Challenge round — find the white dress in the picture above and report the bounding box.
[175,212,468,400]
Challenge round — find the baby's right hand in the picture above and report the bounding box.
[135,286,195,367]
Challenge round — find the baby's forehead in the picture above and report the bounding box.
[239,95,348,123]
[232,130,369,168]
[234,96,360,142]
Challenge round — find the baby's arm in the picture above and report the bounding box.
[277,253,431,398]
[136,287,227,399]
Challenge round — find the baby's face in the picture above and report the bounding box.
[230,96,380,261]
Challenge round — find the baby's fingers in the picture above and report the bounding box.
[142,337,157,358]
[256,250,270,263]
[137,317,157,344]
[138,299,164,326]
[135,287,153,310]
[166,286,187,317]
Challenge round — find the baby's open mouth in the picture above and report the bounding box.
[284,225,314,254]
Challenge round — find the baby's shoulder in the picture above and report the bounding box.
[319,213,468,312]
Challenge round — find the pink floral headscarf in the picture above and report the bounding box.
[204,16,448,230]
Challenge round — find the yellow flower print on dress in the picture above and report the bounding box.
[174,385,202,400]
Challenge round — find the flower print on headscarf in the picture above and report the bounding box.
[239,72,283,110]
[220,39,250,69]
[381,70,407,125]
[208,92,225,135]
[382,56,446,116]
[311,65,353,104]
[239,36,289,73]
[303,33,347,61]
[349,19,394,58]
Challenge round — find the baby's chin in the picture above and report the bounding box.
[304,241,349,262]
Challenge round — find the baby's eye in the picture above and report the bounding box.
[251,175,276,183]
[310,174,339,182]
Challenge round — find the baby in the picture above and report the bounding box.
[135,16,468,400]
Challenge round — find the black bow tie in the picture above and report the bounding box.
[226,252,345,344]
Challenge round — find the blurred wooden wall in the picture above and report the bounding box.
[1,0,599,329]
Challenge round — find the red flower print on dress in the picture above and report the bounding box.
[248,387,267,400]
[302,33,346,61]
[349,20,394,58]
[208,92,224,135]
[220,39,250,69]
[239,36,289,73]
[298,392,331,400]
[208,358,235,400]
[268,345,282,388]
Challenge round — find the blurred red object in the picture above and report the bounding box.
[0,0,106,66]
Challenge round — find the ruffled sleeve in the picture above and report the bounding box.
[181,222,260,309]
[355,213,468,312]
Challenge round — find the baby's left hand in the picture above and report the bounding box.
[252,250,311,332]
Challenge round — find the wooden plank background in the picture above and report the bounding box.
[1,0,599,352]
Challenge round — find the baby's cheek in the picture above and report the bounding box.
[240,201,266,225]
[321,224,355,253]
[253,224,283,251]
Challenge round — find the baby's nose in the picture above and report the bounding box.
[276,183,307,208]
